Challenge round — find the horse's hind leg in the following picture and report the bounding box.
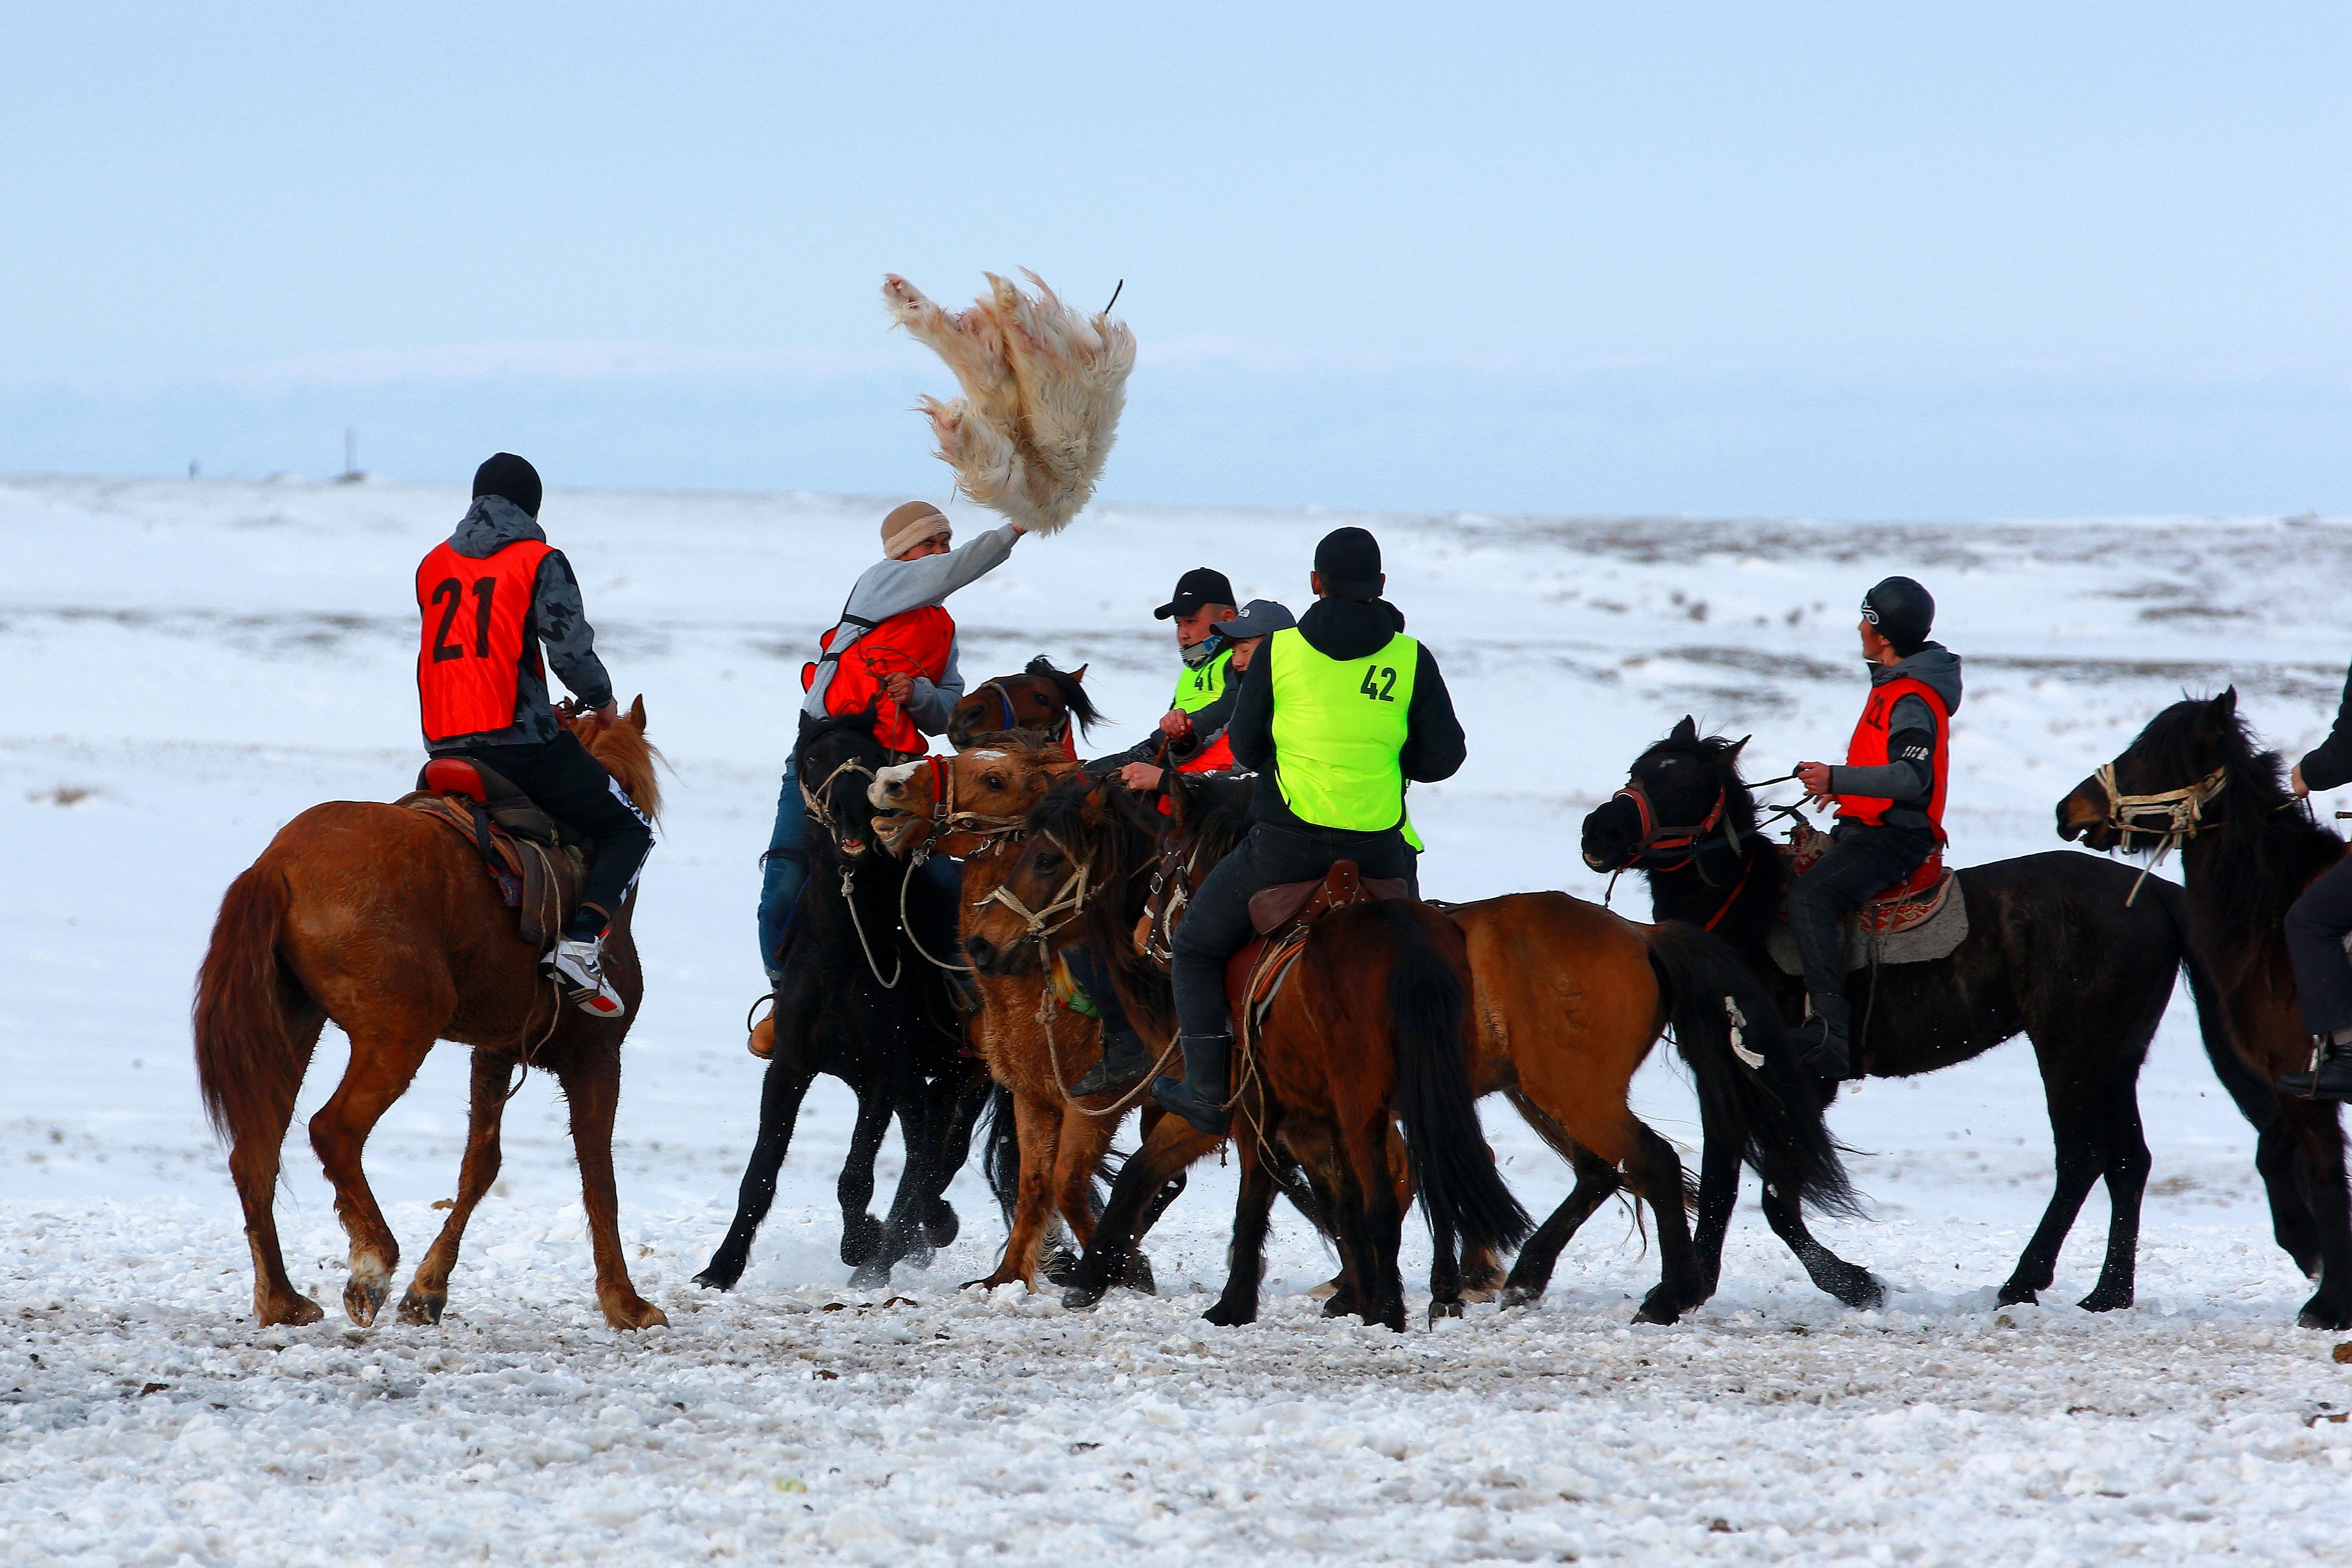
[1062,1113,1222,1309]
[1205,1120,1282,1327]
[547,1038,666,1330]
[1500,1145,1622,1309]
[1623,1120,1703,1324]
[855,1089,943,1287]
[2077,1075,2152,1313]
[1758,1177,1883,1309]
[968,1090,1062,1290]
[693,1047,815,1290]
[1999,1076,2107,1307]
[308,1025,436,1327]
[233,1005,327,1327]
[398,1051,514,1325]
[923,1062,994,1250]
[2285,1101,2352,1331]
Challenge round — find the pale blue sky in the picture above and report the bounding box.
[3,2,2346,517]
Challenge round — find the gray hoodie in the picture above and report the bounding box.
[423,496,615,754]
[799,523,1022,736]
[1827,643,1963,832]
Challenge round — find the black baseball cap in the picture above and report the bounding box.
[1153,567,1238,620]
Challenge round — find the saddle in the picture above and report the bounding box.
[1766,819,1968,974]
[396,756,587,949]
[1226,860,1411,1040]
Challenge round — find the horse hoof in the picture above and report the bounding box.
[1202,1298,1255,1328]
[2076,1286,2133,1313]
[839,1216,885,1268]
[257,1292,324,1328]
[1304,1275,1343,1300]
[925,1201,960,1250]
[1040,1245,1083,1287]
[1321,1292,1362,1319]
[1838,1274,1889,1311]
[1060,1283,1107,1312]
[2297,1297,2352,1331]
[1633,1288,1683,1325]
[1428,1298,1465,1324]
[395,1289,445,1326]
[1995,1283,2041,1308]
[343,1277,389,1327]
[602,1296,670,1330]
[847,1261,894,1290]
[1497,1284,1542,1311]
[1117,1252,1157,1296]
[691,1268,739,1292]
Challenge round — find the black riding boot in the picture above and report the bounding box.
[1152,1033,1233,1135]
[1069,1024,1156,1097]
[2278,1030,2352,1100]
[1791,994,1857,1081]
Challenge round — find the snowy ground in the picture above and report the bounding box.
[7,474,2352,1564]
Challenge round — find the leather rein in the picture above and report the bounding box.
[1606,770,1799,929]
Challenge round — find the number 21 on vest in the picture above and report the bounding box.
[415,538,551,741]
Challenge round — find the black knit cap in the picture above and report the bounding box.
[1313,526,1383,601]
[1861,575,1935,656]
[473,452,543,519]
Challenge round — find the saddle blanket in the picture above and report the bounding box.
[1765,820,1968,974]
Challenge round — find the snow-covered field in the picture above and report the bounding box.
[7,473,2352,1564]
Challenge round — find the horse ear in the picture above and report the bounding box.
[1725,734,1752,763]
[1071,664,1088,684]
[1670,715,1697,744]
[2214,687,2238,717]
[627,695,647,734]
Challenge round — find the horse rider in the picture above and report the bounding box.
[2276,672,2352,1098]
[756,501,1026,994]
[1088,567,1239,782]
[415,453,653,1018]
[1066,598,1300,1100]
[1789,576,1962,1080]
[1155,528,1467,1134]
[1114,598,1296,796]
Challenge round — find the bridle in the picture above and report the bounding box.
[1601,765,1800,925]
[961,678,1071,748]
[976,832,1094,946]
[2091,760,2228,906]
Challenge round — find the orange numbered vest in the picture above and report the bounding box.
[803,606,956,755]
[1836,675,1950,840]
[1176,729,1235,774]
[415,538,551,742]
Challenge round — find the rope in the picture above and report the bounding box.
[898,853,976,973]
[2094,761,2226,906]
[838,862,904,990]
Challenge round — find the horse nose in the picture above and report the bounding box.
[965,935,999,972]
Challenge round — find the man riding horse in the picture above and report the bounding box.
[1089,567,1240,783]
[1788,575,1962,1080]
[1157,527,1468,1134]
[755,500,1026,997]
[1114,598,1296,797]
[416,452,652,1017]
[2279,667,2352,1099]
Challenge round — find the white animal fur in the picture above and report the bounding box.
[881,271,1135,536]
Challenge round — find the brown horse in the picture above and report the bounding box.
[1008,773,1844,1326]
[193,702,667,1331]
[2058,689,2352,1329]
[965,777,1537,1331]
[867,740,1171,1290]
[946,656,1102,752]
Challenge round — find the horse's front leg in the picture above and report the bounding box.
[549,1037,665,1330]
[837,1087,895,1272]
[399,1051,514,1324]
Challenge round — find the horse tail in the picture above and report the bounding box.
[978,1084,1021,1229]
[192,862,308,1153]
[2150,879,2273,1122]
[1380,903,1534,1255]
[1645,919,1864,1220]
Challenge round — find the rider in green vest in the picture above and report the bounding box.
[1088,567,1238,780]
[1156,528,1468,1134]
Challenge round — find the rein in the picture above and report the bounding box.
[2093,762,2228,906]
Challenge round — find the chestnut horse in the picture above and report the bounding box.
[966,778,1545,1331]
[2058,689,2352,1328]
[193,701,666,1330]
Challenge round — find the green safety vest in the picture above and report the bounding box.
[1265,627,1420,833]
[1171,645,1232,714]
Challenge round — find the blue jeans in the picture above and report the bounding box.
[756,757,960,982]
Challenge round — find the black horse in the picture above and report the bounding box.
[1583,716,2228,1313]
[2058,689,2352,1328]
[695,710,991,1291]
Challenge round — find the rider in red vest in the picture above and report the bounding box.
[1789,576,1963,1080]
[417,453,652,1018]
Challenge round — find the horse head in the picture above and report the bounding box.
[797,707,891,860]
[2056,687,2262,853]
[1580,715,1752,873]
[962,776,1163,979]
[866,741,1082,857]
[946,657,1104,750]
[569,695,663,822]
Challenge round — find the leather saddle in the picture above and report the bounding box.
[1226,860,1411,1037]
[1777,817,1954,938]
[398,757,587,949]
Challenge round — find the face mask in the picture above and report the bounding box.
[1180,636,1220,668]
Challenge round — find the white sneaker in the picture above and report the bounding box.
[547,936,626,1019]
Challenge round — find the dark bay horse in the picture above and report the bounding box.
[694,710,990,1292]
[947,656,1102,752]
[193,701,667,1329]
[2058,689,2352,1329]
[1584,716,2228,1313]
[965,779,1534,1331]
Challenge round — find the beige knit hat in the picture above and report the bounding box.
[882,500,952,558]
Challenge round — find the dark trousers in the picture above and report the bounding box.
[458,731,653,936]
[2287,854,2352,1038]
[1172,822,1412,1040]
[1788,822,1937,1030]
[1063,943,1136,1037]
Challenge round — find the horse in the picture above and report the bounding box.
[1007,771,1849,1326]
[192,700,667,1330]
[1584,715,2227,1313]
[947,656,1102,752]
[968,776,1537,1332]
[693,709,990,1292]
[864,739,1176,1291]
[2056,688,2352,1328]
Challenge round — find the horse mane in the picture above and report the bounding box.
[1629,723,1788,934]
[1171,773,1256,865]
[798,706,884,755]
[1023,655,1107,738]
[2133,697,2343,941]
[1026,777,1176,1040]
[572,706,665,823]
